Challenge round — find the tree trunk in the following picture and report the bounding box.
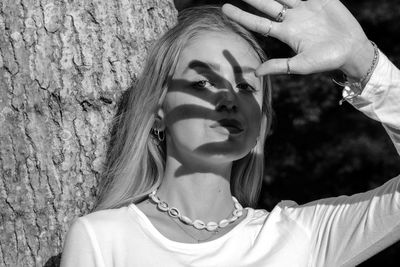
[0,0,177,266]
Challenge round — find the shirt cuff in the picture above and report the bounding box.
[346,49,389,104]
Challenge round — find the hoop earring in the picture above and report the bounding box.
[154,128,165,142]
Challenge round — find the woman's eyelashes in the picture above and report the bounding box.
[191,79,257,93]
[237,82,257,93]
[192,80,214,90]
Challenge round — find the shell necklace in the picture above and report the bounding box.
[148,189,244,232]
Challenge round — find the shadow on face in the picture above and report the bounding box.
[159,35,266,178]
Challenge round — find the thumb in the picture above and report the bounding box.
[255,58,288,76]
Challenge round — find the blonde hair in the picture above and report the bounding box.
[94,5,272,211]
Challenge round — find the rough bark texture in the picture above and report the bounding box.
[0,0,177,266]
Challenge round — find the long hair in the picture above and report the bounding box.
[94,5,272,211]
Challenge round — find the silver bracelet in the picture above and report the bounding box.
[333,41,379,105]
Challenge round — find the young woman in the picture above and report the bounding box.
[61,2,400,266]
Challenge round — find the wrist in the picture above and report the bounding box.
[333,40,379,105]
[340,39,375,81]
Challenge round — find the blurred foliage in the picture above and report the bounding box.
[174,1,400,265]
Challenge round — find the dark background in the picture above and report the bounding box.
[175,1,400,266]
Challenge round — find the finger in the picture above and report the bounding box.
[255,54,314,76]
[275,0,301,8]
[255,58,287,76]
[222,4,280,37]
[240,0,284,18]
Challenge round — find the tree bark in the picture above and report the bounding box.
[0,0,177,266]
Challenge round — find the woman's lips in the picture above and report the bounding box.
[221,125,243,134]
[210,119,244,134]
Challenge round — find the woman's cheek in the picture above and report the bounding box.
[168,119,203,149]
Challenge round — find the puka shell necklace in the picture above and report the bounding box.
[148,190,244,232]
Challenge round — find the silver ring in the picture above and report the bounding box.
[286,58,291,75]
[263,20,273,37]
[275,5,288,22]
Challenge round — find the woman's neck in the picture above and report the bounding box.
[156,155,235,222]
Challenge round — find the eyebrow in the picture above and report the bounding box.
[183,61,256,75]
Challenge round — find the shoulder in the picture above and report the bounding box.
[84,204,139,229]
[243,207,269,226]
[69,205,140,240]
[247,201,299,223]
[243,202,310,234]
[62,205,141,266]
[244,201,299,222]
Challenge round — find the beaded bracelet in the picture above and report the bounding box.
[333,41,379,105]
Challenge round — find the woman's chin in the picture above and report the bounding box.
[192,143,253,162]
[169,136,256,164]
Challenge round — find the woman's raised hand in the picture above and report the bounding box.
[222,0,375,78]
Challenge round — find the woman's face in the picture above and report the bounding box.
[162,31,264,165]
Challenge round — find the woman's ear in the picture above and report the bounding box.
[154,107,166,131]
[154,86,168,130]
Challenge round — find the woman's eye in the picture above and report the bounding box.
[192,80,214,89]
[237,83,256,93]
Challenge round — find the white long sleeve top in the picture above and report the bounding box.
[60,50,400,267]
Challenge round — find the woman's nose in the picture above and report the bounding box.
[215,89,237,113]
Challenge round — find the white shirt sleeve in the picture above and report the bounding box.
[60,217,106,267]
[281,50,400,267]
[347,50,400,156]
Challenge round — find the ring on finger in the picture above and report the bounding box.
[263,21,273,37]
[275,5,288,22]
[287,58,291,75]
